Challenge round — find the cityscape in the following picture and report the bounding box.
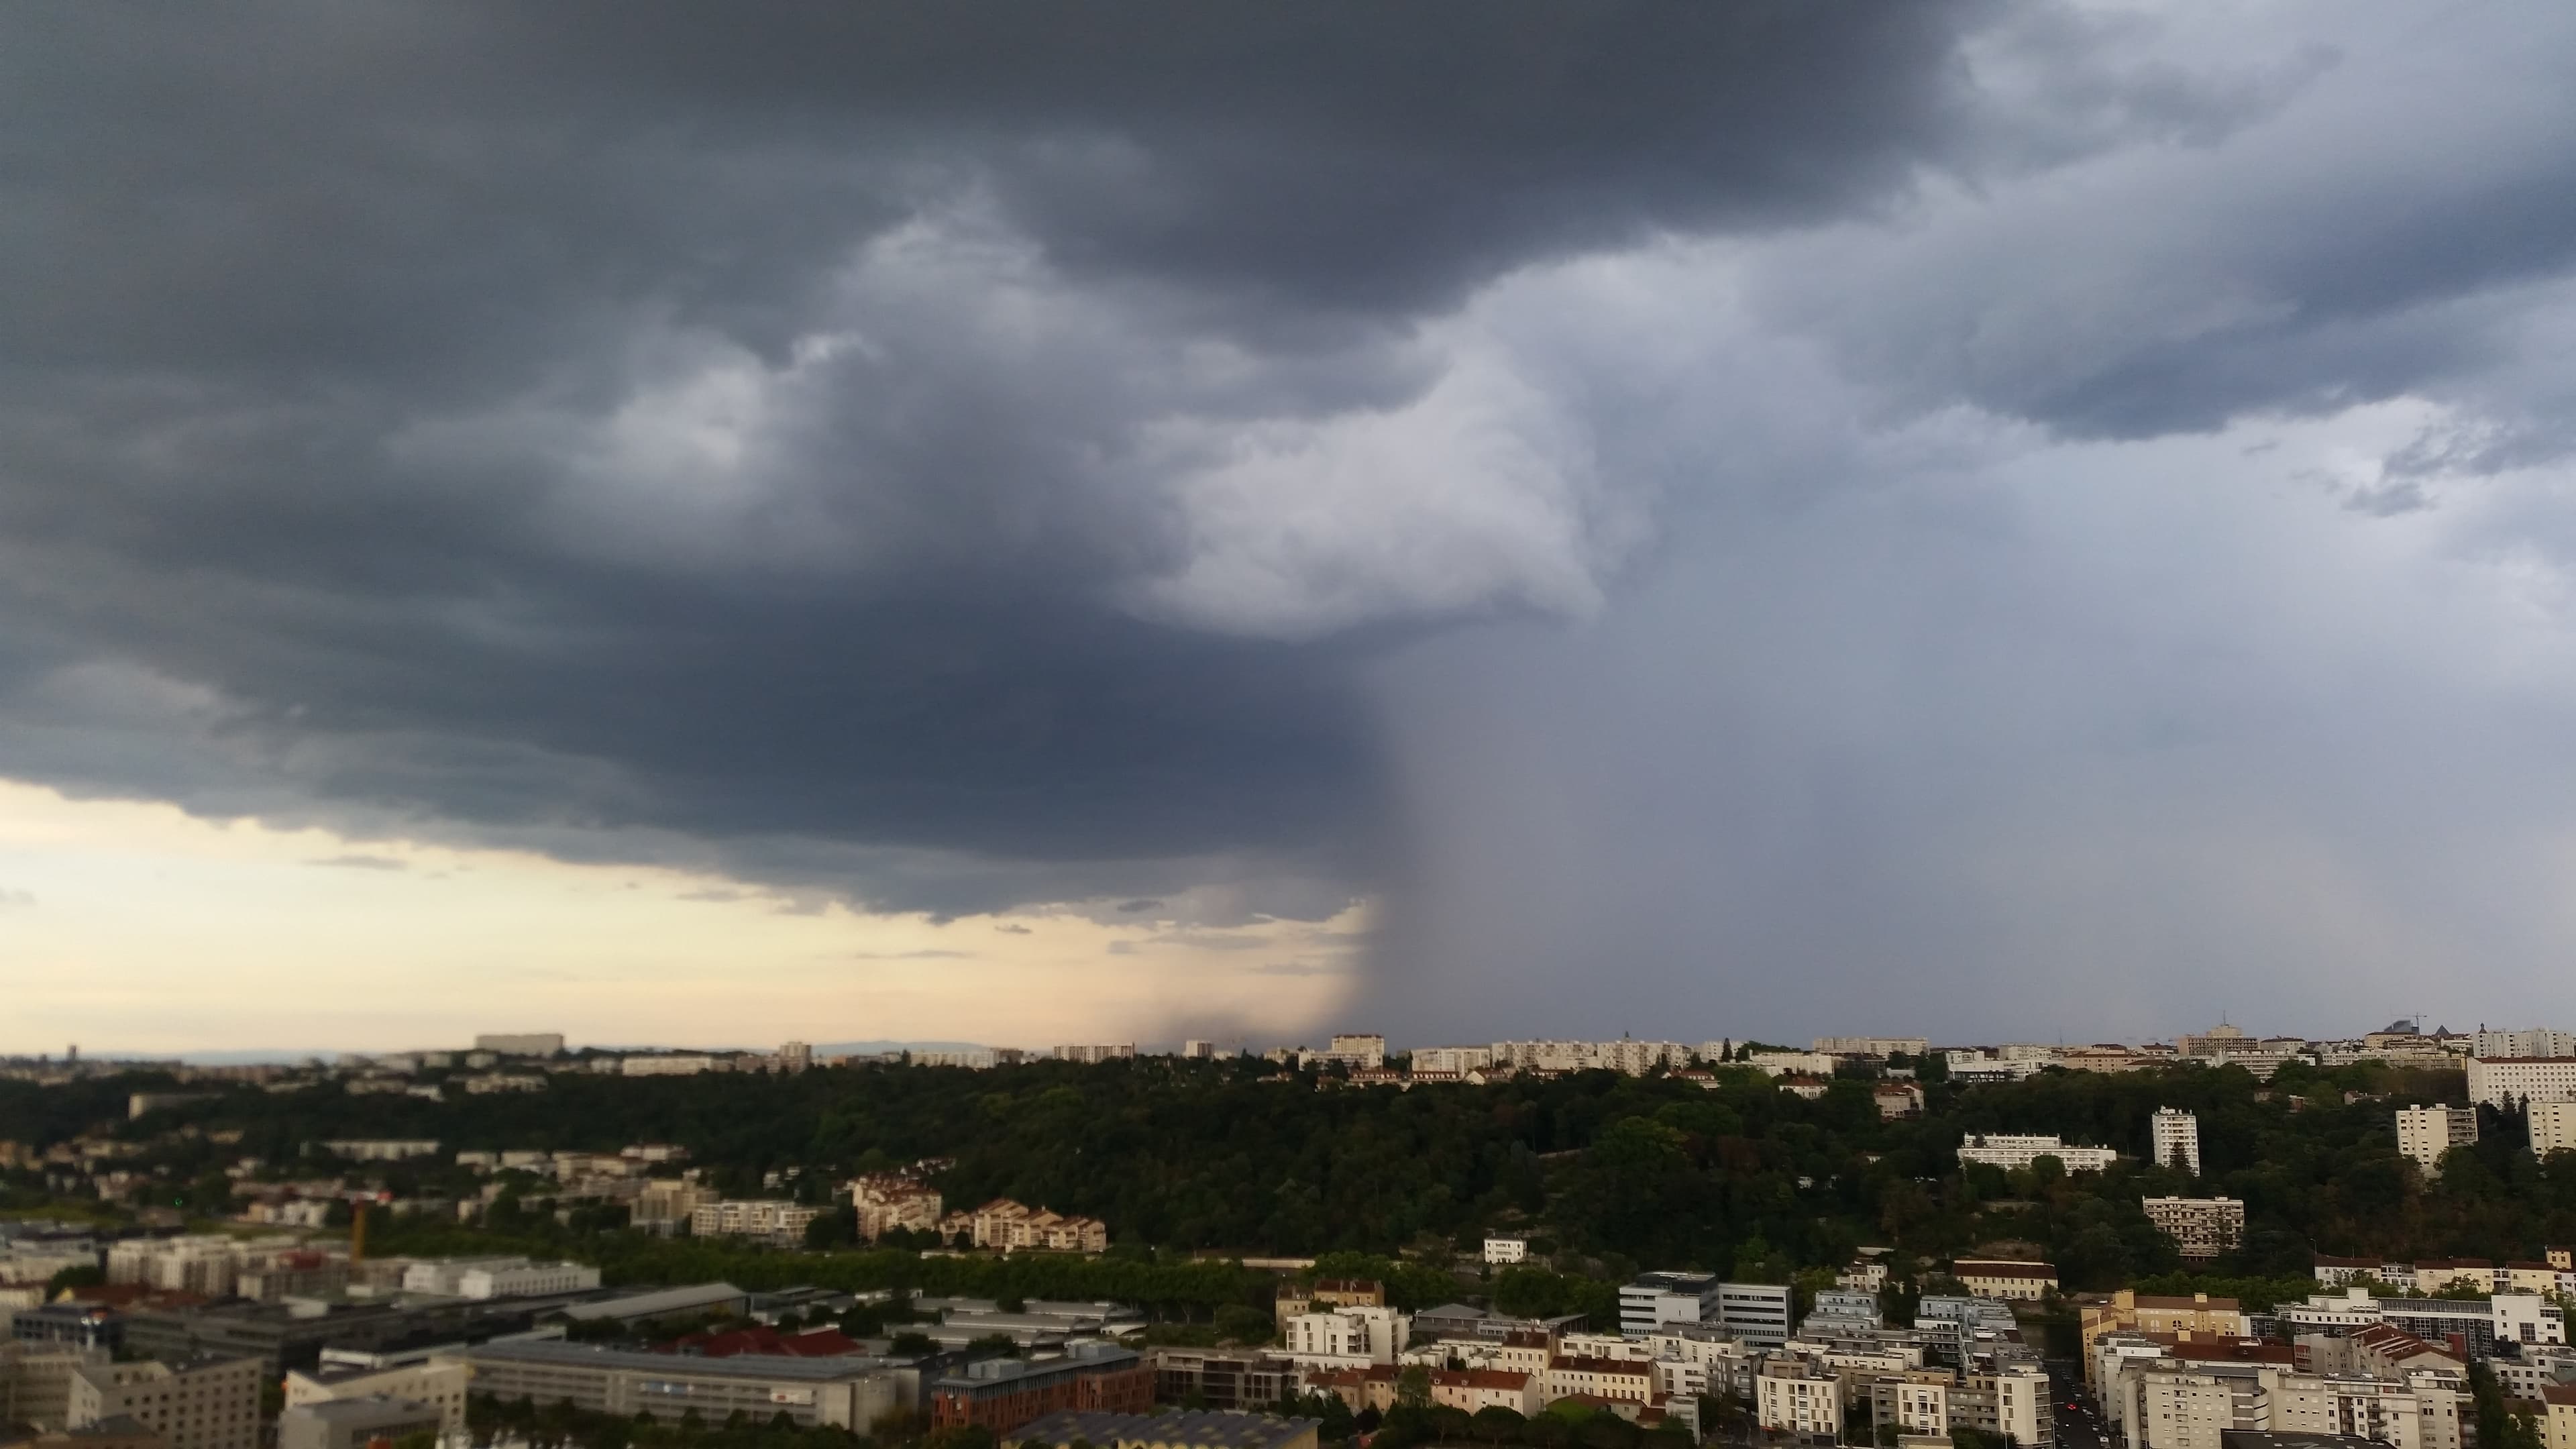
[13,10,2576,1449]
[5,1024,2576,1449]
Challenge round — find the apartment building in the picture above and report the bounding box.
[0,1342,107,1432]
[938,1199,1109,1254]
[284,1358,470,1432]
[690,1199,823,1243]
[2080,1293,2251,1383]
[1953,1262,2058,1301]
[1053,1044,1136,1065]
[850,1173,944,1240]
[1813,1038,1929,1059]
[633,1179,716,1233]
[67,1355,262,1449]
[1545,1355,1652,1405]
[2143,1199,2246,1261]
[2532,1102,2576,1160]
[1283,1307,1409,1369]
[2478,1030,2576,1061]
[1959,1134,2118,1172]
[319,1139,441,1161]
[2151,1109,2202,1176]
[1746,1051,1841,1078]
[2468,1058,2576,1108]
[1488,1040,1688,1075]
[1413,1046,1495,1074]
[2396,1106,2479,1175]
[1755,1358,1843,1441]
[1483,1236,1527,1265]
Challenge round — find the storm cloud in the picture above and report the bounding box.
[8,2,2576,1036]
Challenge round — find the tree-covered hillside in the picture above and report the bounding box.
[10,1055,2575,1288]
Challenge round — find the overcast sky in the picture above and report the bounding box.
[8,2,2576,1054]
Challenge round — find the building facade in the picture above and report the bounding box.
[2143,1199,2247,1261]
[2396,1106,2479,1175]
[2152,1109,2203,1176]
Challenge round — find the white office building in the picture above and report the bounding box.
[1619,1273,1722,1336]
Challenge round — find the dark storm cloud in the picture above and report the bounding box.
[0,0,2025,912]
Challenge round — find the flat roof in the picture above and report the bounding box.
[465,1339,895,1382]
[556,1283,746,1322]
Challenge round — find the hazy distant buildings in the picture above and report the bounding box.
[473,1033,565,1057]
[1813,1037,1929,1059]
[1053,1044,1136,1064]
[2397,1105,2479,1175]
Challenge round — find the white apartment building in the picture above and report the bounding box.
[1489,1040,1687,1075]
[2151,1108,2202,1175]
[283,1360,470,1432]
[1053,1043,1136,1064]
[690,1200,822,1240]
[1283,1306,1409,1369]
[1813,1037,1929,1058]
[1178,1041,1216,1059]
[1746,1051,1840,1078]
[1959,1134,2118,1172]
[2396,1106,2479,1174]
[912,1049,997,1069]
[2532,1101,2576,1160]
[621,1055,720,1076]
[2467,1057,2576,1108]
[1483,1235,1527,1265]
[2477,1030,2576,1061]
[1414,1046,1496,1074]
[1326,1034,1387,1069]
[777,1041,812,1073]
[1946,1053,2051,1084]
[68,1356,264,1449]
[2143,1197,2246,1260]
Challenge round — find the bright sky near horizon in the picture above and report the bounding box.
[0,780,1362,1055]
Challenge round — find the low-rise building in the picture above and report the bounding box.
[1544,1355,1652,1405]
[1283,1307,1408,1369]
[1953,1262,2057,1302]
[282,1358,470,1432]
[1958,1134,2118,1173]
[274,1397,443,1449]
[1146,1348,1302,1412]
[1483,1236,1527,1265]
[850,1174,944,1240]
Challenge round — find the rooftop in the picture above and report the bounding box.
[464,1338,894,1382]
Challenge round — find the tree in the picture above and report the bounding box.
[1397,1364,1433,1410]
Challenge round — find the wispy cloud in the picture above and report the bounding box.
[310,854,405,871]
